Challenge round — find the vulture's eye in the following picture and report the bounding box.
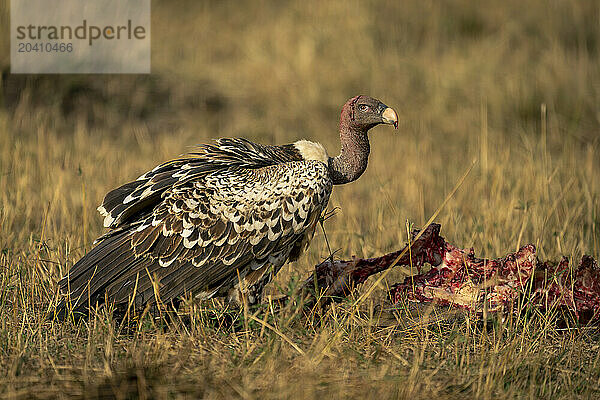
[358,104,369,112]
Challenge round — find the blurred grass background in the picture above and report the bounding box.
[0,0,599,398]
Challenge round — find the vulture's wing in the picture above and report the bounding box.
[97,138,302,229]
[56,153,332,318]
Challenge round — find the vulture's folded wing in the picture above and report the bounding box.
[56,159,331,318]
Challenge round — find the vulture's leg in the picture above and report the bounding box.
[227,265,279,306]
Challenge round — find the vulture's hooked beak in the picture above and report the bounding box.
[381,107,398,129]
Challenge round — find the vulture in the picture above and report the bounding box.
[55,95,398,319]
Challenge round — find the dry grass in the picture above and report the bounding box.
[1,0,599,398]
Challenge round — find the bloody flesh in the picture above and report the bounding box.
[302,223,600,324]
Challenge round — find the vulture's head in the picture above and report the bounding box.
[341,95,398,132]
[329,95,398,184]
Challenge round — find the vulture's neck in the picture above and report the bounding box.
[328,122,370,185]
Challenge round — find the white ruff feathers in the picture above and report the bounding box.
[293,140,329,163]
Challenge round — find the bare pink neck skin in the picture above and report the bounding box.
[328,101,371,185]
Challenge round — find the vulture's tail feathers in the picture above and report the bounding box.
[54,230,135,321]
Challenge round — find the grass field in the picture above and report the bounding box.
[1,0,600,398]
